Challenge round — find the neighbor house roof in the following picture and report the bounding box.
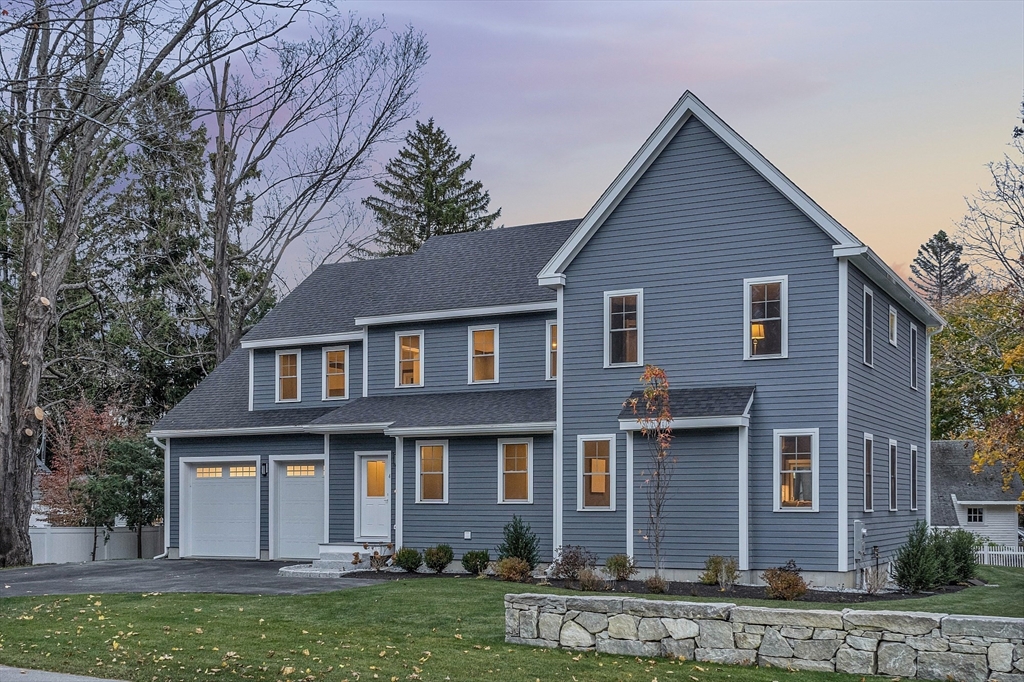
[930,440,1023,527]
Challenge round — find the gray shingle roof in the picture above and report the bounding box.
[311,388,555,429]
[151,350,336,433]
[617,386,755,420]
[930,440,1024,527]
[243,219,580,342]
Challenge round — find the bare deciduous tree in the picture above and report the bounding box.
[0,0,308,567]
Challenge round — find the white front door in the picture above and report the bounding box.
[358,454,390,540]
[273,460,325,559]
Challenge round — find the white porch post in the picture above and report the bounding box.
[738,424,749,571]
[626,430,634,557]
[394,436,404,548]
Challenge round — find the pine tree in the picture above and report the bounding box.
[360,119,501,256]
[910,230,976,307]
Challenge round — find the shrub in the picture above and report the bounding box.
[761,560,807,600]
[644,574,668,594]
[551,545,597,581]
[578,568,606,591]
[699,555,739,587]
[461,549,491,575]
[394,547,422,573]
[943,528,980,583]
[423,544,454,574]
[495,557,532,582]
[605,554,639,581]
[892,521,940,592]
[497,515,540,570]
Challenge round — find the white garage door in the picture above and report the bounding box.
[187,462,259,558]
[273,460,325,559]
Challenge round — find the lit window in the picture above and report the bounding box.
[229,466,256,478]
[605,290,642,366]
[910,325,919,390]
[546,321,558,380]
[196,467,222,479]
[889,306,898,346]
[286,464,316,477]
[910,446,918,511]
[863,288,874,366]
[365,460,386,498]
[863,435,873,512]
[324,348,347,399]
[499,440,531,503]
[396,333,423,387]
[417,442,446,502]
[745,277,787,358]
[469,327,497,383]
[277,351,300,401]
[580,437,614,510]
[774,429,818,512]
[966,507,984,523]
[889,440,898,511]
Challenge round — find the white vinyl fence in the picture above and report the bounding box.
[29,526,163,564]
[975,543,1024,568]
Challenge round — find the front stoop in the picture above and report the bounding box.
[278,543,389,578]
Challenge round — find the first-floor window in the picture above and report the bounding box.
[863,435,874,512]
[889,440,898,511]
[499,439,532,503]
[774,429,817,511]
[966,507,984,523]
[417,441,447,502]
[910,445,918,511]
[579,436,614,510]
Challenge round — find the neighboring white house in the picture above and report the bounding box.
[931,440,1023,546]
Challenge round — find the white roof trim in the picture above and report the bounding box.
[954,500,1023,507]
[538,91,860,284]
[618,415,749,431]
[355,301,557,327]
[241,332,363,349]
[150,420,556,438]
[307,422,393,434]
[384,422,556,437]
[836,245,945,329]
[148,425,310,438]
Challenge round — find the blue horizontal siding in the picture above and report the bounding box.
[252,343,363,409]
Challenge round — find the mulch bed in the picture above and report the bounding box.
[342,570,969,604]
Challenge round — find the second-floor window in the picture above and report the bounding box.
[889,439,898,511]
[744,276,788,359]
[888,306,898,346]
[604,290,642,367]
[469,326,498,383]
[323,346,347,400]
[910,325,919,390]
[396,332,423,387]
[546,321,558,380]
[863,287,874,366]
[277,350,300,402]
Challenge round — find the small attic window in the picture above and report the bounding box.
[966,507,984,524]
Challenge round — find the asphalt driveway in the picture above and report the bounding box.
[0,559,376,598]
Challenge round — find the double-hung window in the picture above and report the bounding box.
[863,288,874,366]
[322,346,348,400]
[276,350,300,402]
[604,290,642,367]
[744,276,788,359]
[416,441,447,503]
[468,326,498,383]
[889,439,898,511]
[910,445,918,511]
[498,439,532,503]
[910,325,919,390]
[578,435,615,510]
[546,320,558,380]
[888,306,898,346]
[396,332,424,387]
[863,434,874,512]
[774,429,818,511]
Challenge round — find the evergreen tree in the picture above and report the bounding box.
[910,230,976,307]
[361,119,501,256]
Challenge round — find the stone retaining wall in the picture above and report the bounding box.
[504,594,1024,682]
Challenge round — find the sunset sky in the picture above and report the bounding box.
[343,1,1022,278]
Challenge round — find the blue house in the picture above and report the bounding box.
[151,92,943,586]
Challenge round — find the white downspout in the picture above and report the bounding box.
[151,435,169,559]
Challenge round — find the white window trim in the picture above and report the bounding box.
[576,434,617,511]
[742,275,789,360]
[497,437,533,504]
[889,438,898,512]
[910,444,919,511]
[772,428,819,513]
[275,348,301,403]
[545,319,557,381]
[965,506,984,524]
[603,289,643,368]
[321,345,350,401]
[888,305,899,347]
[863,286,874,367]
[415,439,448,504]
[394,330,425,388]
[863,433,874,512]
[910,324,920,391]
[467,325,499,384]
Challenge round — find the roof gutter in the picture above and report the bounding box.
[354,301,557,327]
[834,245,945,330]
[149,421,557,439]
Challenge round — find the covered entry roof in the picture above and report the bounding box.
[618,385,755,430]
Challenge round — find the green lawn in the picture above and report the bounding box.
[0,567,1020,682]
